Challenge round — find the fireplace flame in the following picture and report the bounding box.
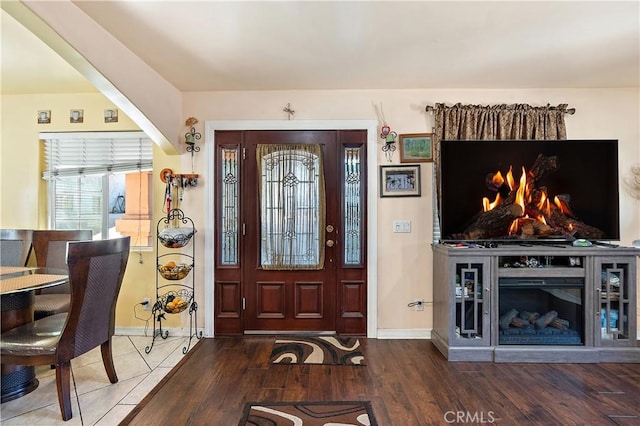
[505,166,515,190]
[461,153,606,241]
[485,164,568,238]
[514,167,527,212]
[483,193,503,212]
[537,192,549,214]
[492,171,505,189]
[554,196,574,217]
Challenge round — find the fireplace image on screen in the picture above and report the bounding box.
[439,140,620,242]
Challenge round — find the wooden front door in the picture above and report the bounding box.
[214,130,367,335]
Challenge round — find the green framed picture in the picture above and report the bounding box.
[399,133,433,163]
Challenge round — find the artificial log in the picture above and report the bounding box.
[528,154,559,184]
[456,202,524,240]
[510,316,530,328]
[550,318,570,330]
[499,308,519,330]
[516,217,553,238]
[535,311,558,329]
[547,209,606,239]
[518,311,540,323]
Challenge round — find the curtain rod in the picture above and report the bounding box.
[425,104,576,114]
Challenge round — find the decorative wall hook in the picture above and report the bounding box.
[184,117,201,172]
[380,125,397,162]
[373,102,397,162]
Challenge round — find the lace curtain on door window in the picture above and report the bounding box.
[257,144,326,270]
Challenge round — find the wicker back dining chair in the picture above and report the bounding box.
[32,229,92,320]
[0,236,130,421]
[0,229,33,267]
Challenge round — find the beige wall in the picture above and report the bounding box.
[2,88,639,335]
[0,93,183,330]
[184,88,640,333]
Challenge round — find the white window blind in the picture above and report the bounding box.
[42,131,153,179]
[41,132,153,241]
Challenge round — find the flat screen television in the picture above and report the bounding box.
[439,139,620,243]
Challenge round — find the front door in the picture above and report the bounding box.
[213,130,367,335]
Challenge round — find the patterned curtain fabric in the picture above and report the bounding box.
[257,144,326,270]
[431,103,569,241]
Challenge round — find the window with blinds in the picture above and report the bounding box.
[41,132,153,244]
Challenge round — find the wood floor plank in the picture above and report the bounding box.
[121,338,640,425]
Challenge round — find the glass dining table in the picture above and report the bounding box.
[0,266,69,402]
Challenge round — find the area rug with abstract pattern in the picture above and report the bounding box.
[239,401,377,426]
[269,336,366,365]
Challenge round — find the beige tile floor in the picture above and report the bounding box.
[1,334,193,425]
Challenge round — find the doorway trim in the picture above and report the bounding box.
[204,120,378,338]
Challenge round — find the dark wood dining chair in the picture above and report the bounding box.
[0,236,130,421]
[0,229,33,267]
[32,229,93,320]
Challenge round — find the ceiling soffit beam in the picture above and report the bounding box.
[2,0,181,154]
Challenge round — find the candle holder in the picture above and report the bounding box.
[185,127,201,154]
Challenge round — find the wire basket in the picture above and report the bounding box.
[158,227,195,248]
[157,289,193,314]
[158,263,193,280]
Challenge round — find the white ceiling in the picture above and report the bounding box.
[1,1,639,95]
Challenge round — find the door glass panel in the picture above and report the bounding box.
[344,147,362,265]
[221,147,239,265]
[257,144,325,270]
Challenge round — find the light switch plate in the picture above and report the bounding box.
[393,220,411,233]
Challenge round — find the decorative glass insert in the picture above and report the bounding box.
[220,147,239,265]
[600,263,629,341]
[455,263,484,339]
[344,147,363,265]
[257,144,325,270]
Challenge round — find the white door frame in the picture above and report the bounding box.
[204,120,378,338]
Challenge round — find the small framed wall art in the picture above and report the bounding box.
[37,110,51,124]
[380,165,421,197]
[70,109,84,123]
[104,109,118,123]
[399,133,434,163]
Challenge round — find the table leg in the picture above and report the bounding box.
[1,292,39,403]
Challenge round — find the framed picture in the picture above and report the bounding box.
[104,108,118,123]
[70,109,84,123]
[37,110,51,124]
[399,133,434,163]
[380,165,421,197]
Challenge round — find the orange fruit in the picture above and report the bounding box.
[166,261,176,269]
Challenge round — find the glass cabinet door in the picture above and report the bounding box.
[452,259,490,345]
[597,258,635,346]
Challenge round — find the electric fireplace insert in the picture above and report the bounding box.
[439,139,619,243]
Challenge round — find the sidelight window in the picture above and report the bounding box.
[220,147,240,265]
[344,147,363,265]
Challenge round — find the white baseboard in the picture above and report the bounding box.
[376,328,432,339]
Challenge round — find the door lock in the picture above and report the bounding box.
[326,239,335,247]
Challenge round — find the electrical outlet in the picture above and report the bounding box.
[415,298,424,311]
[142,297,151,311]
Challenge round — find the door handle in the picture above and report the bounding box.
[326,239,335,247]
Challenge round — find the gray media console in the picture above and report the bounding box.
[432,243,639,363]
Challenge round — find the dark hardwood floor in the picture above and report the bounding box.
[121,337,640,425]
